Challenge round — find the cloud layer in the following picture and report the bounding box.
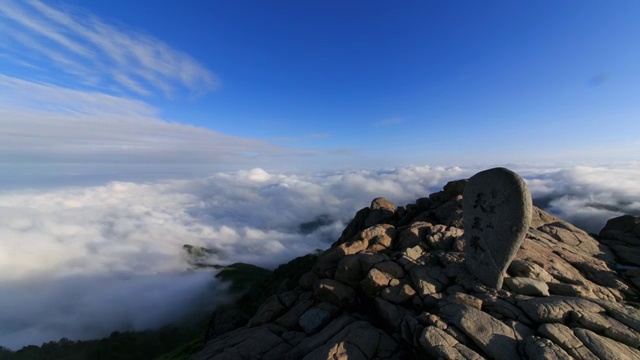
[0,75,315,167]
[0,165,465,349]
[0,0,216,96]
[1,163,639,349]
[521,163,640,233]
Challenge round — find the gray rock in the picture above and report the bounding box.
[609,244,640,266]
[374,261,405,279]
[397,244,435,270]
[433,196,463,228]
[399,315,422,346]
[248,295,286,326]
[462,167,533,290]
[312,242,363,278]
[357,224,396,252]
[375,297,411,330]
[482,296,533,325]
[281,330,306,347]
[301,321,388,360]
[567,310,640,348]
[419,326,483,360]
[601,229,640,246]
[334,255,364,287]
[299,271,319,290]
[538,323,598,360]
[364,197,395,228]
[503,318,535,341]
[381,282,416,304]
[286,315,356,359]
[425,225,463,251]
[397,221,432,249]
[409,264,448,297]
[504,276,550,296]
[600,215,640,235]
[357,252,386,273]
[205,309,249,341]
[524,336,572,360]
[517,296,605,323]
[508,259,554,282]
[335,207,369,245]
[263,342,295,360]
[194,185,640,360]
[439,302,520,359]
[591,299,640,332]
[299,305,335,334]
[334,253,387,288]
[276,292,315,328]
[546,282,594,298]
[574,328,640,360]
[444,179,468,199]
[278,291,300,308]
[313,279,356,309]
[360,268,394,296]
[445,293,482,310]
[193,325,286,360]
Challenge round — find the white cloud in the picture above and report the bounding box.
[0,75,313,165]
[1,163,639,349]
[0,0,217,97]
[0,272,224,350]
[519,162,640,233]
[0,165,466,349]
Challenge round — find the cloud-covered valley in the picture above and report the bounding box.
[1,163,639,349]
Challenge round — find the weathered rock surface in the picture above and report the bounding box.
[574,328,640,360]
[462,167,533,290]
[195,170,640,360]
[538,323,598,360]
[599,215,640,289]
[505,276,550,296]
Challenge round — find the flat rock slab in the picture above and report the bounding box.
[574,328,640,360]
[517,296,605,323]
[463,167,532,290]
[439,302,520,359]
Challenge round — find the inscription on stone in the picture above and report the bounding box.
[463,167,532,290]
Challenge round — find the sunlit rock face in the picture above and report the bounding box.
[194,169,640,360]
[462,167,532,290]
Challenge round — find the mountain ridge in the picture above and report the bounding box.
[193,171,640,359]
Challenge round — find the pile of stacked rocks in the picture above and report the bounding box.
[194,168,640,360]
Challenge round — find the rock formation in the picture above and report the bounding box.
[462,167,532,290]
[193,169,640,360]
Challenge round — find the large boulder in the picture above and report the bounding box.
[462,167,533,290]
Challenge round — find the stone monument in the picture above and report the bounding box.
[462,167,532,290]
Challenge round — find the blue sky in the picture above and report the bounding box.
[1,0,639,182]
[4,1,640,348]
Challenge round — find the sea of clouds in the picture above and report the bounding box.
[1,163,639,349]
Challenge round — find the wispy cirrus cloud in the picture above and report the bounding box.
[273,133,331,143]
[0,75,314,166]
[0,0,217,97]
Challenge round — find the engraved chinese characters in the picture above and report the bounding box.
[463,168,532,290]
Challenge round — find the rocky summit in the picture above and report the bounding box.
[193,168,640,360]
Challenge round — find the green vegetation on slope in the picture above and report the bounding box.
[0,324,206,360]
[215,262,272,294]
